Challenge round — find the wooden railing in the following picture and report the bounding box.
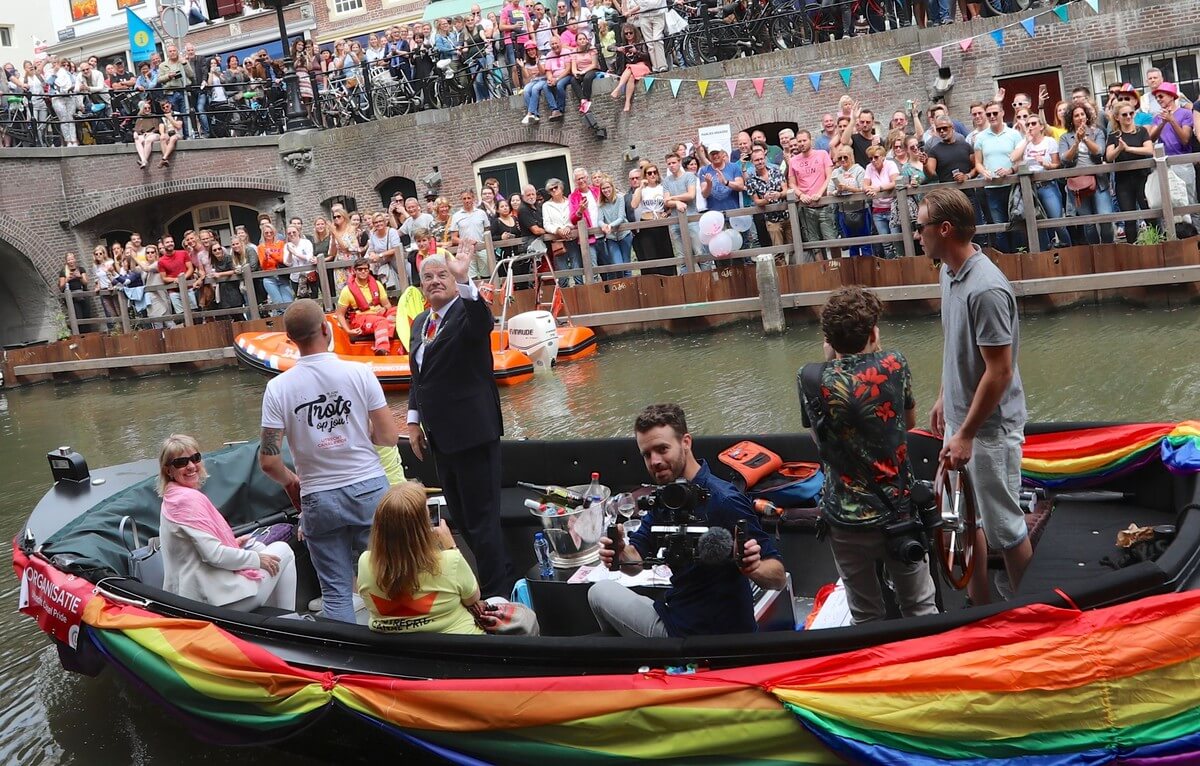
[61,148,1200,335]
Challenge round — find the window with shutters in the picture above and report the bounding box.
[331,0,365,15]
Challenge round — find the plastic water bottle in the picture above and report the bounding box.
[584,472,603,507]
[533,532,553,577]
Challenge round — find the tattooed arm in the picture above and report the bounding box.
[258,427,300,494]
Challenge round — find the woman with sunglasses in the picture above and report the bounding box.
[206,239,246,314]
[863,146,901,259]
[158,434,297,613]
[1104,104,1155,242]
[328,205,361,290]
[257,221,295,314]
[631,164,675,275]
[1016,114,1070,249]
[1060,103,1112,245]
[829,148,869,257]
[610,25,650,114]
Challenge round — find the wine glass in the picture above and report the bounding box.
[616,494,640,536]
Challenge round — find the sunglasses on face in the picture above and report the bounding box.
[1119,111,1134,117]
[986,111,1001,117]
[937,126,952,133]
[333,214,345,219]
[170,453,202,469]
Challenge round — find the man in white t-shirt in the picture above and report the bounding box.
[449,189,492,280]
[259,299,399,623]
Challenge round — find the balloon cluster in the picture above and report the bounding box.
[697,210,743,258]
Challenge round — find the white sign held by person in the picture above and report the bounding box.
[698,124,732,157]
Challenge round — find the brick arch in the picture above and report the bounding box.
[0,213,61,277]
[732,107,809,135]
[0,213,59,344]
[472,130,569,163]
[366,162,426,191]
[70,174,290,226]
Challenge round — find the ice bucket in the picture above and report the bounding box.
[528,484,610,568]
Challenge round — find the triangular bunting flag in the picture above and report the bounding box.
[897,55,912,75]
[959,37,973,52]
[807,73,819,92]
[782,75,795,94]
[991,29,1005,47]
[669,79,682,97]
[1084,0,1098,11]
[752,78,765,97]
[643,76,655,93]
[1053,4,1069,21]
[698,80,709,98]
[929,46,943,66]
[1020,18,1036,37]
[839,68,851,88]
[726,79,737,98]
[868,61,882,82]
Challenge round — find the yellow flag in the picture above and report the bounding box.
[898,55,912,75]
[698,80,709,98]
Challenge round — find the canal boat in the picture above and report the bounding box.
[13,423,1200,764]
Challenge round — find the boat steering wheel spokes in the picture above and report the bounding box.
[933,463,977,590]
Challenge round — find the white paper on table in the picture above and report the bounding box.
[583,563,673,587]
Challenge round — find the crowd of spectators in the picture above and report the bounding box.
[59,65,1199,333]
[4,0,1059,146]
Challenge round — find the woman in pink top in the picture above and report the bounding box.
[569,36,600,114]
[862,145,900,259]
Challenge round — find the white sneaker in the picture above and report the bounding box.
[521,114,533,125]
[307,596,323,612]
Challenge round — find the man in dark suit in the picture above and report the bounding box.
[407,249,513,596]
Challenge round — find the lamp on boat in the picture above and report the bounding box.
[47,446,89,484]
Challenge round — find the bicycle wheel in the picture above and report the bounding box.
[488,70,512,100]
[865,0,887,32]
[983,0,1031,14]
[372,86,396,118]
[39,119,63,147]
[806,4,840,43]
[769,13,798,50]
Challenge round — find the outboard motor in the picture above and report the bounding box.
[48,446,89,484]
[506,311,559,370]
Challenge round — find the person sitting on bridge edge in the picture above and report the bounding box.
[799,286,938,625]
[336,257,398,356]
[590,403,786,637]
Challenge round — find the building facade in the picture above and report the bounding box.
[0,0,1196,344]
[0,4,56,65]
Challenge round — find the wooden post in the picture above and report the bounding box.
[242,265,261,320]
[316,256,333,311]
[1154,146,1177,241]
[578,219,594,283]
[1016,167,1040,253]
[483,230,498,282]
[787,192,805,265]
[63,287,79,336]
[178,274,193,326]
[755,254,785,335]
[896,186,916,259]
[116,290,131,334]
[676,208,697,273]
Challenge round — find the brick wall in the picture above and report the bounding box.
[0,0,1194,344]
[312,0,425,42]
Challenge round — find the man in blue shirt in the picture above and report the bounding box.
[972,104,1022,252]
[589,404,785,637]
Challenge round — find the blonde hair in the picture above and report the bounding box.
[156,433,207,496]
[368,483,442,599]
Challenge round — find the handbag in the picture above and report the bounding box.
[549,240,567,258]
[120,516,164,588]
[1066,173,1097,202]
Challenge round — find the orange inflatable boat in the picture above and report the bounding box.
[234,315,536,390]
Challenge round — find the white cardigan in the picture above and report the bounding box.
[159,516,264,606]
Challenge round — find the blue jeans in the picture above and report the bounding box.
[300,475,388,623]
[262,275,294,313]
[560,239,589,285]
[837,208,870,257]
[670,222,711,271]
[924,0,950,23]
[984,186,1012,252]
[1035,182,1070,249]
[169,289,198,315]
[597,236,632,280]
[196,91,209,135]
[472,53,495,101]
[1071,185,1115,244]
[167,91,189,138]
[871,209,899,258]
[554,75,574,110]
[523,77,549,116]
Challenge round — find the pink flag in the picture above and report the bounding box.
[959,38,973,52]
[752,78,765,97]
[929,46,943,66]
[726,80,737,98]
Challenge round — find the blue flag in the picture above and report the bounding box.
[127,9,156,64]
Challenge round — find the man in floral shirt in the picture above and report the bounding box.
[744,146,792,252]
[799,286,937,625]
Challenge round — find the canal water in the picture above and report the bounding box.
[1,305,1199,764]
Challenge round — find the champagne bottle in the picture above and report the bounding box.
[518,481,584,506]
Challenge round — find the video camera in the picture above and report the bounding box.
[607,479,749,572]
[880,480,943,564]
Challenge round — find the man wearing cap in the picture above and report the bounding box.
[1149,82,1196,204]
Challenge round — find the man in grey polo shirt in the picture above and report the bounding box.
[917,187,1032,606]
[661,152,706,271]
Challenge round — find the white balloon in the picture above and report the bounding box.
[726,228,743,252]
[698,210,725,238]
[699,226,717,245]
[708,230,733,258]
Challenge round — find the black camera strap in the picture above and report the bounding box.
[800,361,905,517]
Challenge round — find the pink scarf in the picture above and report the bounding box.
[568,186,599,244]
[162,484,262,580]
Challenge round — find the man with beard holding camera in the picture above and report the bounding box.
[589,404,785,637]
[799,287,937,625]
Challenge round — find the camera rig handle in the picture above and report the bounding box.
[605,524,625,572]
[734,518,749,567]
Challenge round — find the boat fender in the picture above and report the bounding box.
[718,441,784,490]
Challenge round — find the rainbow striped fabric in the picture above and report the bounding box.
[79,588,1200,764]
[1019,421,1200,489]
